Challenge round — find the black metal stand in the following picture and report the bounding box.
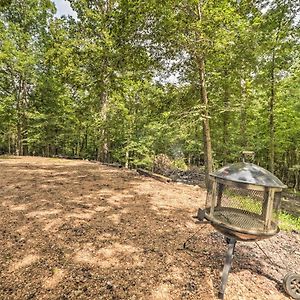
[218,237,237,300]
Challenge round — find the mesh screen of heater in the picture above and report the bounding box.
[218,184,264,214]
[206,183,279,233]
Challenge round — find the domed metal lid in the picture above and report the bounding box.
[210,162,286,188]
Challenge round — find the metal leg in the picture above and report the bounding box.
[218,238,236,299]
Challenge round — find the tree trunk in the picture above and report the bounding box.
[22,116,28,156]
[97,90,109,162]
[240,78,247,148]
[267,9,285,173]
[15,77,28,156]
[222,70,229,163]
[269,51,275,173]
[125,150,129,168]
[8,133,11,155]
[195,1,213,191]
[16,95,22,156]
[197,56,213,191]
[85,128,88,155]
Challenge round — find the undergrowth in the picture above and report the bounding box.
[278,212,300,232]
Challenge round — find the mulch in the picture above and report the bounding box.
[0,156,298,300]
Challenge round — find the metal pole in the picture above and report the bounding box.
[218,237,237,299]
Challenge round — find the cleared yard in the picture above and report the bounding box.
[0,157,299,300]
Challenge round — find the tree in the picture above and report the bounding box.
[0,0,55,155]
[258,0,299,173]
[0,0,299,191]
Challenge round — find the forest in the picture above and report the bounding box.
[0,0,299,190]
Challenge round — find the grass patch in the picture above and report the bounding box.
[278,212,300,232]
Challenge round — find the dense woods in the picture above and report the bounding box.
[0,0,299,190]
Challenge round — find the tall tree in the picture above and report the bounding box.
[259,0,299,173]
[138,0,250,189]
[0,0,55,155]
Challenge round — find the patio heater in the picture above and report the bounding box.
[197,159,287,299]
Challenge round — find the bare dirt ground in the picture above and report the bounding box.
[0,156,299,300]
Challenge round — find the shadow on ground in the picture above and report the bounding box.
[0,157,295,300]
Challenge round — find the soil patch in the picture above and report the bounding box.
[0,156,299,299]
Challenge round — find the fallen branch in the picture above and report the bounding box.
[89,160,123,168]
[137,168,172,183]
[101,162,123,168]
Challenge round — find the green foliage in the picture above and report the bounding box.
[0,0,299,191]
[172,158,188,171]
[278,212,300,232]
